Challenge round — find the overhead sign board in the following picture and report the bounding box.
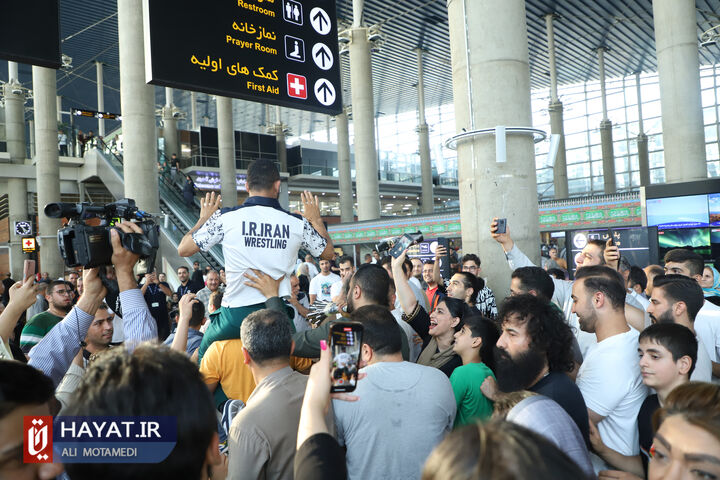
[71,108,122,121]
[0,0,61,68]
[143,0,342,115]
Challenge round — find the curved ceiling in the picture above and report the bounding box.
[2,0,720,138]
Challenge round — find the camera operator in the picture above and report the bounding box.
[178,159,334,361]
[28,221,158,386]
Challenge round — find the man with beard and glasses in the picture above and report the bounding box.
[20,280,73,354]
[571,266,647,472]
[646,274,712,382]
[292,264,411,361]
[480,294,590,446]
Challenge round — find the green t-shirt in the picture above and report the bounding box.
[20,311,63,353]
[450,362,495,428]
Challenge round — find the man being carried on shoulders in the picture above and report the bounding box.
[178,160,334,362]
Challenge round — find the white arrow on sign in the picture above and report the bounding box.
[310,7,331,35]
[314,79,336,106]
[312,43,333,70]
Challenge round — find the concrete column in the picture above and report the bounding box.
[636,73,651,186]
[216,96,237,207]
[325,116,331,142]
[653,0,707,182]
[597,47,616,193]
[56,95,62,123]
[336,110,353,222]
[28,120,35,158]
[275,106,287,172]
[33,66,64,277]
[96,62,105,137]
[545,13,568,199]
[416,48,434,214]
[349,0,380,220]
[4,62,28,278]
[162,87,179,158]
[118,0,159,213]
[190,91,198,130]
[447,0,539,299]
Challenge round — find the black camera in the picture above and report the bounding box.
[375,231,424,258]
[45,198,159,269]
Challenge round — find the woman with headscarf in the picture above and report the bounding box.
[416,297,468,377]
[700,265,720,300]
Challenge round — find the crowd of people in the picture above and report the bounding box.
[1,159,720,480]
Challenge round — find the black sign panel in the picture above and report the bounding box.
[0,0,61,69]
[71,108,122,120]
[143,0,342,115]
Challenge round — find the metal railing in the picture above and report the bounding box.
[94,139,224,269]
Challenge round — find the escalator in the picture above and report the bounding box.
[89,142,224,272]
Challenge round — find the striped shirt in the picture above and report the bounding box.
[20,311,63,354]
[28,289,157,386]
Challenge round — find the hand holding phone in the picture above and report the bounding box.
[329,322,364,393]
[23,259,36,280]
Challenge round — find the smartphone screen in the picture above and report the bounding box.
[389,234,413,259]
[330,322,364,393]
[496,218,507,234]
[23,259,36,280]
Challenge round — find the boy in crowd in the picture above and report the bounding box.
[450,314,499,427]
[589,323,696,478]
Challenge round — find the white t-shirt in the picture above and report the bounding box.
[695,300,720,363]
[192,197,327,307]
[693,336,713,382]
[330,279,344,300]
[577,328,647,458]
[309,272,341,302]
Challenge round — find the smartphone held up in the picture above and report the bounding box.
[329,322,364,393]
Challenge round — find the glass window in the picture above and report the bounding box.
[709,161,720,178]
[704,107,717,125]
[644,101,662,118]
[567,147,590,165]
[650,167,666,183]
[706,143,719,161]
[615,156,630,172]
[650,151,664,169]
[568,178,591,194]
[615,140,628,156]
[706,125,718,143]
[567,163,590,178]
[702,88,716,108]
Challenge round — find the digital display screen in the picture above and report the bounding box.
[331,327,361,390]
[710,228,720,260]
[568,227,653,277]
[709,193,720,226]
[646,194,710,229]
[658,228,711,260]
[0,0,61,68]
[143,0,342,115]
